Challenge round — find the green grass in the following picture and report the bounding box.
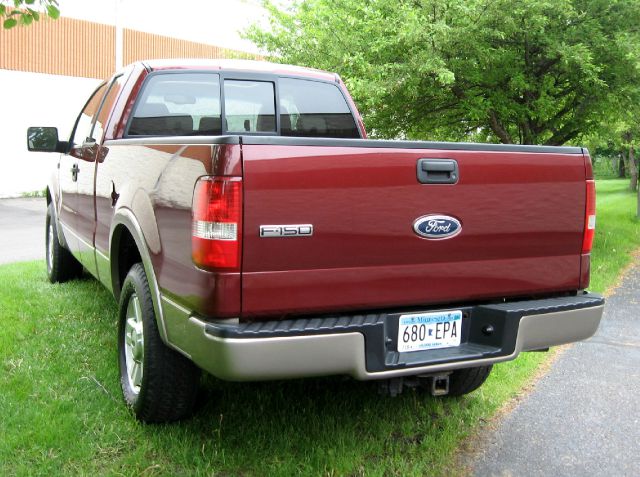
[1,179,638,476]
[592,156,620,180]
[19,188,47,198]
[590,179,640,292]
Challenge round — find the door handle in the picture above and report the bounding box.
[417,159,459,184]
[71,163,79,182]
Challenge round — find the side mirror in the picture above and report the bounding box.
[27,126,67,153]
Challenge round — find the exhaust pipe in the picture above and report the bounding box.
[378,377,404,397]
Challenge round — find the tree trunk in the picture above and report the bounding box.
[629,146,638,192]
[488,110,513,144]
[618,154,626,178]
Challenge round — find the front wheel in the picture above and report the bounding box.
[118,263,201,423]
[45,203,82,283]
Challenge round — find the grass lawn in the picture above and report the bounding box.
[589,179,640,291]
[0,179,637,476]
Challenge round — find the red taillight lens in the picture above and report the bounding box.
[192,176,242,271]
[582,179,596,254]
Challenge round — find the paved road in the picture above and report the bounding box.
[471,263,640,476]
[0,197,46,265]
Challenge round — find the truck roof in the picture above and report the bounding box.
[137,58,338,82]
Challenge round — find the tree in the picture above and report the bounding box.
[247,0,640,145]
[1,0,59,29]
[621,131,639,193]
[585,98,640,201]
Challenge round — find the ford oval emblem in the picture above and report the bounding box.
[413,215,462,240]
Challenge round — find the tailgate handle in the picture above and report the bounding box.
[417,159,459,184]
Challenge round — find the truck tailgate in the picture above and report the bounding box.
[240,141,586,318]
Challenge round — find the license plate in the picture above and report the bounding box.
[397,310,462,352]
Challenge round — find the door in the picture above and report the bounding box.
[59,82,109,268]
[75,77,124,276]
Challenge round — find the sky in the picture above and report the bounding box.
[58,0,270,53]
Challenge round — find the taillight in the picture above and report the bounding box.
[192,176,242,271]
[582,179,596,254]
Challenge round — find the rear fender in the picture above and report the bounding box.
[109,206,167,343]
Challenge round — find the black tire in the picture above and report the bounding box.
[447,365,493,397]
[118,263,201,423]
[45,203,82,283]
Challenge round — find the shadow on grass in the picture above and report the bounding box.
[0,261,536,476]
[136,373,459,475]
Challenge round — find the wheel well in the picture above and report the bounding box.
[113,226,142,300]
[46,187,52,206]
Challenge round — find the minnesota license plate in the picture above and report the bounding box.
[397,310,462,353]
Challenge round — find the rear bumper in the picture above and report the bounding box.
[175,293,604,381]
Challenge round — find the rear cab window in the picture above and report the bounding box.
[224,80,276,133]
[128,73,222,136]
[279,78,360,138]
[126,71,360,139]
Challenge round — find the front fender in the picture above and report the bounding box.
[46,157,69,249]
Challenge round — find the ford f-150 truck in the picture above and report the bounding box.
[27,59,604,423]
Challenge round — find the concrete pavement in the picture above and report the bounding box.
[470,262,640,476]
[0,197,46,264]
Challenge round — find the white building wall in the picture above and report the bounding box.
[1,0,269,197]
[0,70,101,198]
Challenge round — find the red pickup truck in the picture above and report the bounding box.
[27,59,604,422]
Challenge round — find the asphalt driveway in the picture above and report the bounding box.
[0,197,46,265]
[470,262,640,476]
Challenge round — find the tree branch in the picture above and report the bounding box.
[544,127,581,146]
[488,110,513,144]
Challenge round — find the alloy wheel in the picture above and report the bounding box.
[124,293,144,394]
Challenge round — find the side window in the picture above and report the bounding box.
[128,73,221,136]
[224,80,276,133]
[279,78,360,138]
[71,82,108,146]
[93,74,125,142]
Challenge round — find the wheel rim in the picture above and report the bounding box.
[124,293,144,394]
[47,220,54,274]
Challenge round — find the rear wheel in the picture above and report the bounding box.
[45,203,82,283]
[118,263,201,423]
[447,365,493,396]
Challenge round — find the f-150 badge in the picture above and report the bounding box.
[260,224,313,237]
[413,215,461,240]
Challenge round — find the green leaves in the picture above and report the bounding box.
[1,0,60,29]
[3,17,16,28]
[46,3,58,19]
[248,0,640,145]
